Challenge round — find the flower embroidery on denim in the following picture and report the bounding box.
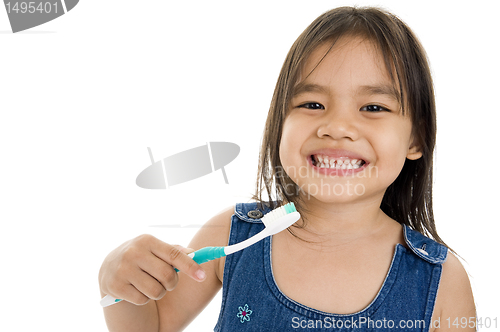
[237,304,252,323]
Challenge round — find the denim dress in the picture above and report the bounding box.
[214,202,448,331]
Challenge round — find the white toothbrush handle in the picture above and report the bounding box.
[224,211,300,255]
[224,228,271,255]
[100,294,121,307]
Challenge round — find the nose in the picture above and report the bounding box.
[316,108,359,141]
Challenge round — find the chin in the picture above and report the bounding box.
[296,182,368,204]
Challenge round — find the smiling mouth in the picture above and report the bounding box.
[311,154,366,170]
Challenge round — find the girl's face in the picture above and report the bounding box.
[279,36,422,205]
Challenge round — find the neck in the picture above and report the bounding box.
[292,194,390,245]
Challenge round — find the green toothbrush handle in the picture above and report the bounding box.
[174,246,226,272]
[102,247,226,306]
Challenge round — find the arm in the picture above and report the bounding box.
[99,206,233,332]
[156,206,233,331]
[430,252,476,332]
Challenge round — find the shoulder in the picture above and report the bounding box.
[190,205,234,244]
[402,225,448,264]
[430,252,476,331]
[401,226,476,331]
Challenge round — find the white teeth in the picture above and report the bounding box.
[312,154,365,170]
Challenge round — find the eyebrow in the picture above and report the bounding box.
[357,84,400,102]
[292,83,330,97]
[291,82,400,102]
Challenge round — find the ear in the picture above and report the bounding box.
[406,139,422,160]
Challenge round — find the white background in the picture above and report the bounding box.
[1,0,498,331]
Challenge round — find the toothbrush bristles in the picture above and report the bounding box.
[261,202,297,228]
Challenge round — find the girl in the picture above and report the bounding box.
[99,6,475,331]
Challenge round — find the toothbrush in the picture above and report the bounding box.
[100,202,300,307]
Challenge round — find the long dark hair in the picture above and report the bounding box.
[253,6,447,246]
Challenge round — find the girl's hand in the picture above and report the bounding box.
[98,234,206,305]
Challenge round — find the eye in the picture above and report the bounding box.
[360,104,390,112]
[298,102,325,110]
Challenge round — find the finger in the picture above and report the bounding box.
[150,241,206,282]
[184,247,195,254]
[121,283,151,306]
[137,253,179,291]
[128,269,167,303]
[105,279,150,306]
[172,245,196,255]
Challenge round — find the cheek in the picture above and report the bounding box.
[279,116,307,174]
[279,119,295,167]
[376,127,413,179]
